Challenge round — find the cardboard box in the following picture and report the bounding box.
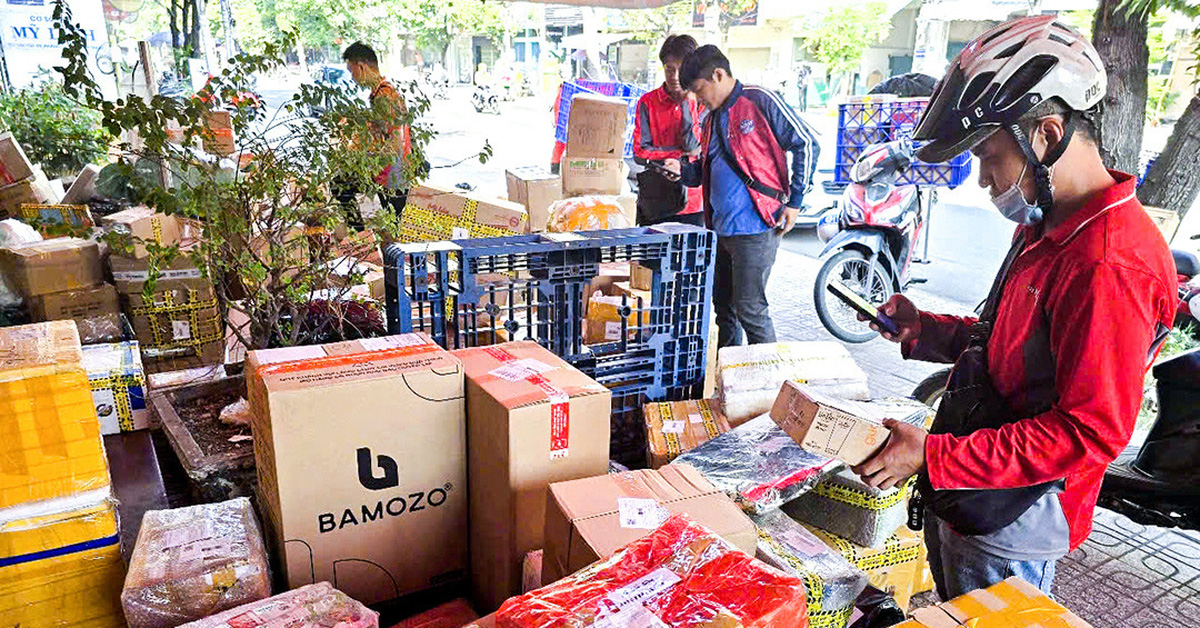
[583,284,651,345]
[506,167,563,233]
[1144,205,1181,243]
[123,281,223,374]
[898,576,1093,628]
[100,207,184,259]
[400,184,528,243]
[565,94,629,159]
[630,262,653,291]
[0,131,35,186]
[18,203,95,234]
[247,333,468,606]
[391,599,478,628]
[0,492,126,627]
[62,164,102,204]
[109,254,208,294]
[770,380,894,466]
[805,522,924,611]
[0,237,102,298]
[643,398,731,468]
[0,169,54,218]
[81,341,149,434]
[718,341,871,427]
[0,321,111,508]
[28,282,121,343]
[542,464,757,584]
[453,341,612,612]
[561,156,625,196]
[203,110,235,155]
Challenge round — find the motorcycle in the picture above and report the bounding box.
[423,68,449,100]
[813,139,933,343]
[472,83,500,114]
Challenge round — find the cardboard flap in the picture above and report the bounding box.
[454,342,608,409]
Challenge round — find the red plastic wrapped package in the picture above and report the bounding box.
[497,514,808,628]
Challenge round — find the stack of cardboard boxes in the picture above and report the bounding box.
[400,184,529,244]
[0,237,121,344]
[0,132,55,218]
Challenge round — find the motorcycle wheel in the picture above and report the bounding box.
[912,368,951,408]
[813,249,896,343]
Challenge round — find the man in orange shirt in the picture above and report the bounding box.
[341,41,412,227]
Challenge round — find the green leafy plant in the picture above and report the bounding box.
[799,2,891,89]
[0,78,112,179]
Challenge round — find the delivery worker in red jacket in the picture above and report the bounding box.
[851,16,1177,599]
[665,45,819,348]
[632,34,703,227]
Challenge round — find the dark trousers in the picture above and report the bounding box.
[714,230,781,348]
[333,177,406,231]
[641,211,705,228]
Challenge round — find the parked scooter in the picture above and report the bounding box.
[472,83,500,114]
[813,139,932,342]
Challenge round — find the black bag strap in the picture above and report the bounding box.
[971,234,1027,343]
[712,114,789,204]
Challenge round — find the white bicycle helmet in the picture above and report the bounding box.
[914,15,1106,209]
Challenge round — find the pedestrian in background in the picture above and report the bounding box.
[665,45,819,348]
[632,34,704,227]
[796,64,811,112]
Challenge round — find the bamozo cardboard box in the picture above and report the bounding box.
[453,341,611,612]
[246,333,467,606]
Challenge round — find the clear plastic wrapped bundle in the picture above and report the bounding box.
[716,342,870,427]
[783,468,912,550]
[752,510,869,628]
[497,513,809,628]
[121,497,271,628]
[176,582,379,628]
[673,415,843,515]
[545,196,631,232]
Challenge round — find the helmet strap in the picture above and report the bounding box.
[1007,111,1077,212]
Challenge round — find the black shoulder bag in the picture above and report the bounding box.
[912,234,1064,536]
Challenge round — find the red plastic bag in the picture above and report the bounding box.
[497,514,808,628]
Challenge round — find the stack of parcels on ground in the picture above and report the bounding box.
[0,321,124,627]
[175,582,379,628]
[121,497,271,628]
[0,236,122,344]
[716,341,870,427]
[897,576,1094,628]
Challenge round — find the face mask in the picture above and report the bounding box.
[991,161,1044,225]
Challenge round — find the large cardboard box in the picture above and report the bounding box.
[100,207,184,259]
[770,380,891,466]
[0,237,102,298]
[0,132,35,186]
[506,167,563,233]
[643,398,731,468]
[110,253,209,294]
[542,464,757,584]
[898,576,1094,628]
[0,321,111,509]
[453,341,612,612]
[561,156,625,196]
[247,333,468,606]
[81,341,149,435]
[400,184,528,243]
[28,283,121,343]
[565,94,628,159]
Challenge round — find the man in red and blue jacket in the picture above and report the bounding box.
[632,34,703,227]
[667,44,818,348]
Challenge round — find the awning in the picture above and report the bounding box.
[559,32,633,50]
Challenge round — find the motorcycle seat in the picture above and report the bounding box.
[1173,249,1199,278]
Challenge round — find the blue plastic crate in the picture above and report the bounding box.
[834,98,972,188]
[554,80,648,159]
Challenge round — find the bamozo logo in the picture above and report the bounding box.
[357,447,399,490]
[318,447,452,534]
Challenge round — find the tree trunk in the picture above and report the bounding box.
[1139,94,1200,220]
[295,38,308,76]
[1091,0,1148,174]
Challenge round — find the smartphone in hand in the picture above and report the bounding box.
[826,279,900,336]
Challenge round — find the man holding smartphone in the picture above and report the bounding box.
[633,35,704,227]
[664,45,819,348]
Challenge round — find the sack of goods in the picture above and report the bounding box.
[753,510,869,628]
[121,497,271,628]
[717,342,870,427]
[546,196,631,232]
[783,468,911,550]
[673,414,842,515]
[498,513,810,628]
[175,582,379,628]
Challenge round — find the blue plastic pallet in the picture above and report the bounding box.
[835,98,972,188]
[554,80,648,160]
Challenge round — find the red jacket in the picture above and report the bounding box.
[905,172,1177,550]
[633,85,703,215]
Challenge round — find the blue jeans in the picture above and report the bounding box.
[925,514,1058,600]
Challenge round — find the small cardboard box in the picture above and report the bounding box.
[0,169,55,218]
[770,380,890,466]
[630,262,653,291]
[18,203,95,234]
[400,184,528,243]
[453,341,612,612]
[565,94,629,159]
[247,333,468,606]
[81,341,149,434]
[0,237,103,297]
[506,167,563,233]
[109,254,208,294]
[62,164,102,204]
[583,280,651,344]
[118,269,223,374]
[0,131,35,186]
[542,464,757,584]
[561,156,625,196]
[643,398,731,469]
[202,110,235,155]
[28,282,121,344]
[100,207,184,259]
[898,576,1094,628]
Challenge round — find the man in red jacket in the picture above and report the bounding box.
[852,16,1177,599]
[632,34,703,227]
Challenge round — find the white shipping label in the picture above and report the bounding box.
[489,358,557,382]
[661,420,685,434]
[172,320,191,340]
[607,567,682,609]
[688,413,704,424]
[159,522,212,549]
[593,604,669,628]
[452,226,471,239]
[778,527,831,559]
[604,321,622,340]
[618,497,665,530]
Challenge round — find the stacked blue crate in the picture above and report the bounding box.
[554,80,648,160]
[835,97,972,188]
